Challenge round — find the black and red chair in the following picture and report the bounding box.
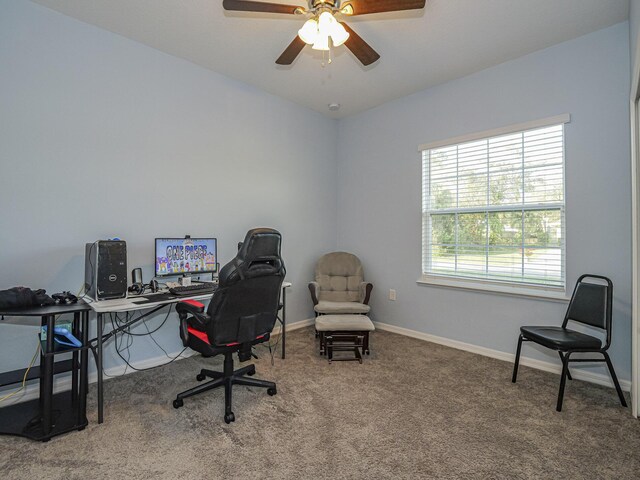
[173,228,285,423]
[512,274,627,411]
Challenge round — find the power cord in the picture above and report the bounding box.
[103,307,189,376]
[121,306,173,337]
[257,317,284,366]
[0,343,41,403]
[116,308,174,359]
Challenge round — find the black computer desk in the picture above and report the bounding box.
[87,282,291,424]
[0,301,91,441]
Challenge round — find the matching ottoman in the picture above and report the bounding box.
[315,315,375,363]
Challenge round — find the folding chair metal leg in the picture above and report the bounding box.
[603,352,627,407]
[558,352,572,380]
[556,352,571,412]
[512,334,524,383]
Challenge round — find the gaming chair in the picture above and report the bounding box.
[173,228,285,423]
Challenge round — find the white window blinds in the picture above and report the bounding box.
[421,121,566,289]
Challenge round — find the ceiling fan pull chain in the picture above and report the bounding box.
[321,48,332,68]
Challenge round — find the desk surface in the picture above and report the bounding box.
[86,291,212,313]
[0,300,91,317]
[86,282,291,313]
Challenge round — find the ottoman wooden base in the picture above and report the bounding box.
[315,315,375,363]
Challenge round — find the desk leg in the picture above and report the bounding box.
[97,312,104,424]
[79,311,89,426]
[281,288,286,360]
[71,312,79,405]
[42,314,55,437]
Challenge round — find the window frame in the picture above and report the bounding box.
[419,115,570,298]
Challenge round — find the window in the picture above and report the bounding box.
[421,117,567,290]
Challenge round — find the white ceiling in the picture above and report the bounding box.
[31,0,629,118]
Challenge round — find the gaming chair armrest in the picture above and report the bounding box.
[359,282,373,305]
[308,282,320,306]
[176,300,209,330]
[176,299,205,315]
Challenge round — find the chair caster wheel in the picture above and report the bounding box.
[173,398,184,409]
[224,412,235,424]
[196,373,206,381]
[267,387,277,396]
[247,369,256,376]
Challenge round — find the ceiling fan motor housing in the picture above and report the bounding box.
[311,0,339,9]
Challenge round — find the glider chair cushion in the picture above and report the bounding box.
[309,252,372,315]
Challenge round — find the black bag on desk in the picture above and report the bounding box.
[0,286,55,309]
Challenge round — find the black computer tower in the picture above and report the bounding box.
[84,240,127,300]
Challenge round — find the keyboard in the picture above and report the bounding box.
[130,292,177,304]
[169,283,218,296]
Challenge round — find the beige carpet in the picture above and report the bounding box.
[0,327,638,479]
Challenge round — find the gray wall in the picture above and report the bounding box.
[336,23,633,380]
[631,0,640,78]
[0,1,337,374]
[0,2,633,388]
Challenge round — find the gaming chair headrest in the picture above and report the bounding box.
[237,228,281,261]
[219,228,285,286]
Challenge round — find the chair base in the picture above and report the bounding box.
[315,315,375,361]
[173,352,276,424]
[512,334,627,412]
[318,331,371,363]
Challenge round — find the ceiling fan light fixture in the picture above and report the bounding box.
[318,11,334,29]
[329,21,349,47]
[298,18,318,44]
[312,32,330,51]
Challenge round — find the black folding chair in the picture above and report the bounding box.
[512,274,627,411]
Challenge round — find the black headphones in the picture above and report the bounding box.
[52,291,78,305]
[128,283,144,295]
[128,280,159,295]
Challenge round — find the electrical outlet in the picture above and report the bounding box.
[389,289,396,301]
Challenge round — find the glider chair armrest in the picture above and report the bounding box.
[308,282,320,306]
[359,282,373,305]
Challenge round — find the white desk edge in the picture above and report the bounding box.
[86,281,292,313]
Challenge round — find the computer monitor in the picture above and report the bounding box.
[155,237,217,277]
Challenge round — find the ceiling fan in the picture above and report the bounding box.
[222,0,426,66]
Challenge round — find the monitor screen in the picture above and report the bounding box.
[155,237,217,277]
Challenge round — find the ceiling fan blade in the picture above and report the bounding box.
[223,0,302,15]
[276,36,306,65]
[341,0,426,16]
[340,23,380,66]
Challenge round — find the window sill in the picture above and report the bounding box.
[417,275,570,302]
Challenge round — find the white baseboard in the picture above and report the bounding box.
[274,318,315,335]
[0,318,318,406]
[7,317,623,407]
[374,321,631,392]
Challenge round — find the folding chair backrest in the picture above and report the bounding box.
[565,278,609,330]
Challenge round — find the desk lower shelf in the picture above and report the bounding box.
[0,359,74,388]
[0,391,88,441]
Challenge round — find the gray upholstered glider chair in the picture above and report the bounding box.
[308,252,373,315]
